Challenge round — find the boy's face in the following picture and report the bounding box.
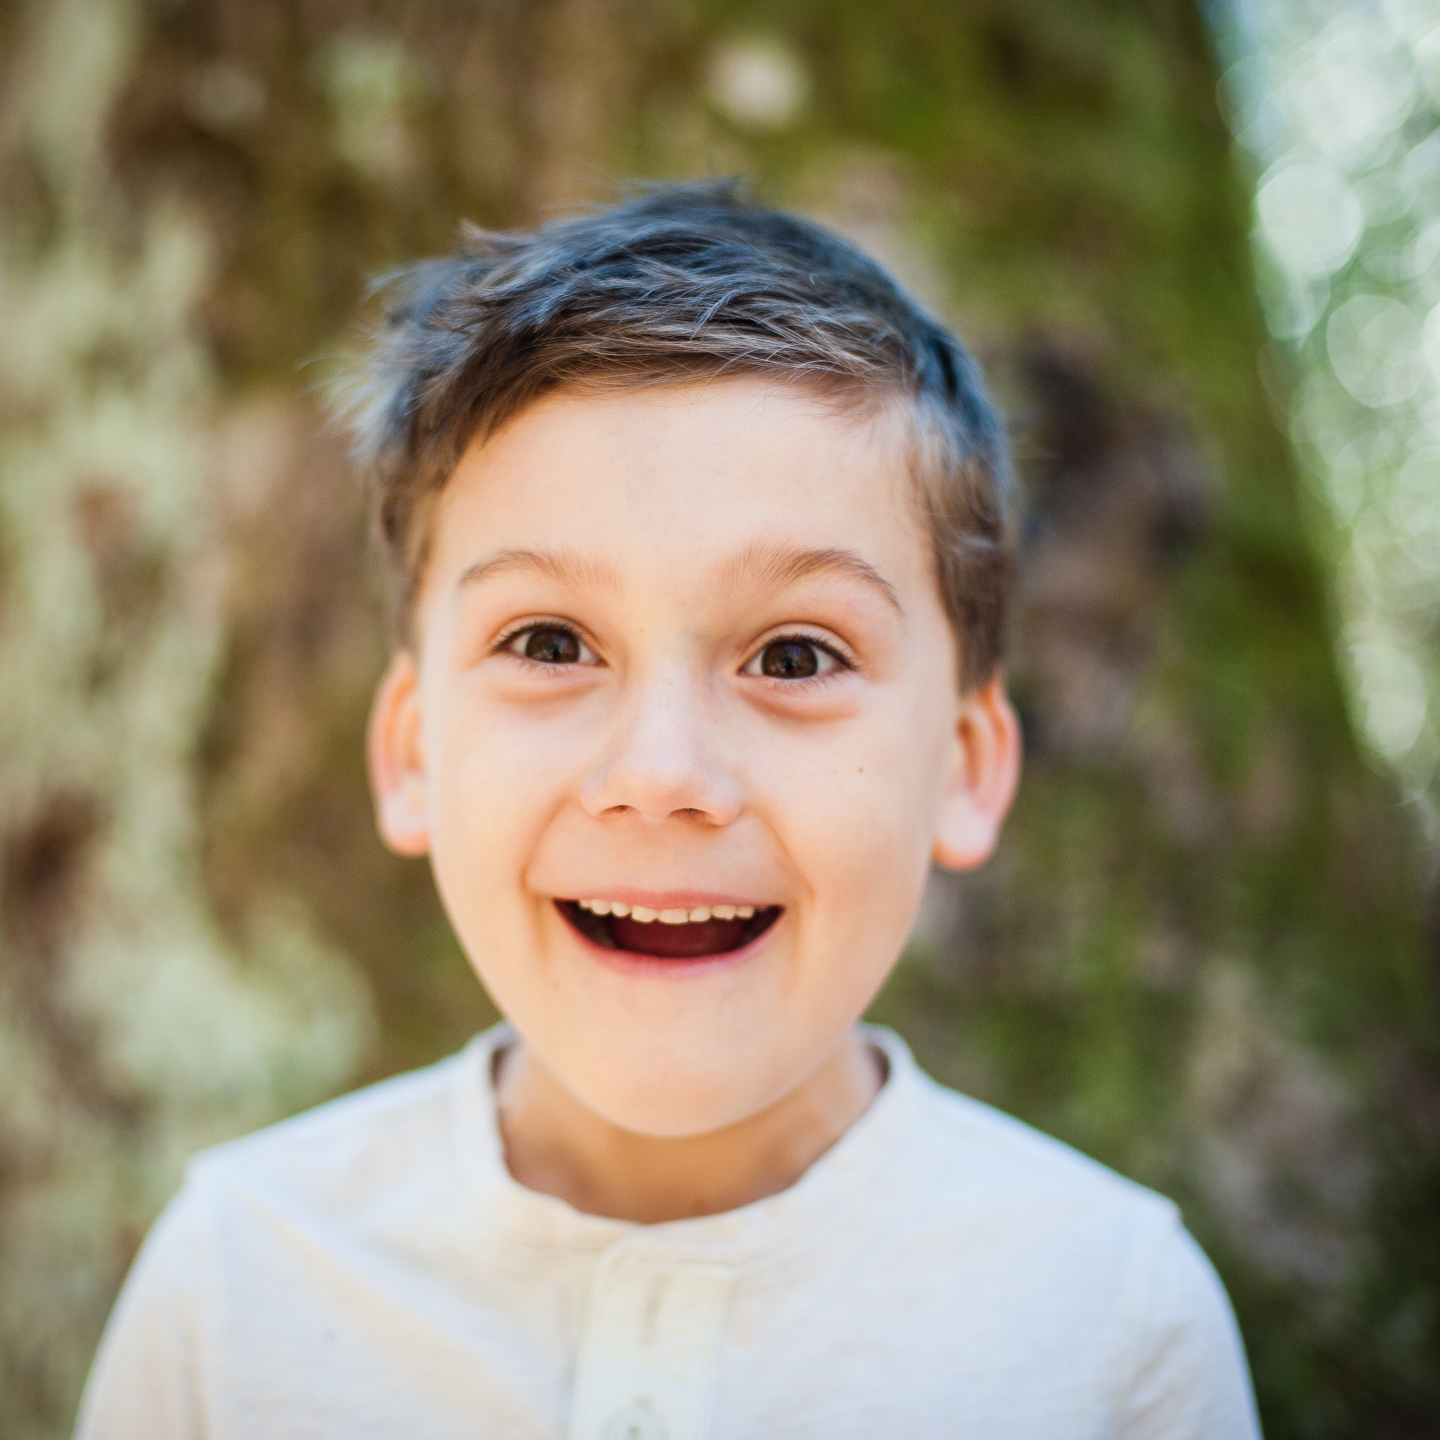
[370,379,1018,1136]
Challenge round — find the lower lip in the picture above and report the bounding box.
[558,905,780,980]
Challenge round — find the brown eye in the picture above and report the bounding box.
[501,623,599,669]
[741,635,843,681]
[760,640,821,678]
[523,628,581,664]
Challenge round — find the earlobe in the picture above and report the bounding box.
[931,674,1022,872]
[367,650,432,857]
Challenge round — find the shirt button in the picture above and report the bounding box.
[600,1402,668,1440]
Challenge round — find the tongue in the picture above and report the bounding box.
[612,915,750,958]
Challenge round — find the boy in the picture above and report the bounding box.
[78,183,1259,1439]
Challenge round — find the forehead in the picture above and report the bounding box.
[426,378,931,599]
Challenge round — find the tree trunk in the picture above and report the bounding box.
[0,0,1434,1435]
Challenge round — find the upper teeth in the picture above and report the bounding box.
[577,900,756,923]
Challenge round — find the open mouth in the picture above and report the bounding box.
[557,898,781,959]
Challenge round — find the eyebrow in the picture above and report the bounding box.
[718,543,903,614]
[457,548,620,592]
[457,542,902,614]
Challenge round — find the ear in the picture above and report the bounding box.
[931,673,1022,872]
[367,650,432,857]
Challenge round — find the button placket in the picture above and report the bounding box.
[567,1248,734,1440]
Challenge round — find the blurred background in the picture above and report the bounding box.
[1,0,1437,1435]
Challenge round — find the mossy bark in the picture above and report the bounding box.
[0,0,1435,1435]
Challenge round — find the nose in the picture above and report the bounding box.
[579,664,743,827]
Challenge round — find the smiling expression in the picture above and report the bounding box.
[369,377,1018,1136]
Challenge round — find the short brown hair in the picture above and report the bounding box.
[338,181,1013,689]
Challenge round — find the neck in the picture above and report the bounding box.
[493,1029,884,1224]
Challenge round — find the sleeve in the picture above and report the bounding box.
[73,1190,206,1440]
[1117,1220,1263,1440]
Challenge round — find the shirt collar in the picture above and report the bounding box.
[452,1021,921,1266]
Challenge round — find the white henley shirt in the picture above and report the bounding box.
[77,1024,1261,1439]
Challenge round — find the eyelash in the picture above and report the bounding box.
[491,622,856,684]
[745,632,856,685]
[491,619,599,667]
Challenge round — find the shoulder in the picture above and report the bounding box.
[872,1027,1175,1234]
[869,1029,1192,1307]
[76,1030,512,1439]
[912,1070,1173,1222]
[860,1033,1259,1432]
[177,1027,501,1237]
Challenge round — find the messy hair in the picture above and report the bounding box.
[339,180,1013,690]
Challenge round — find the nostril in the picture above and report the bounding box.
[581,755,743,828]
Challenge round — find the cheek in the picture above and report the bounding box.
[424,684,590,909]
[757,707,945,928]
